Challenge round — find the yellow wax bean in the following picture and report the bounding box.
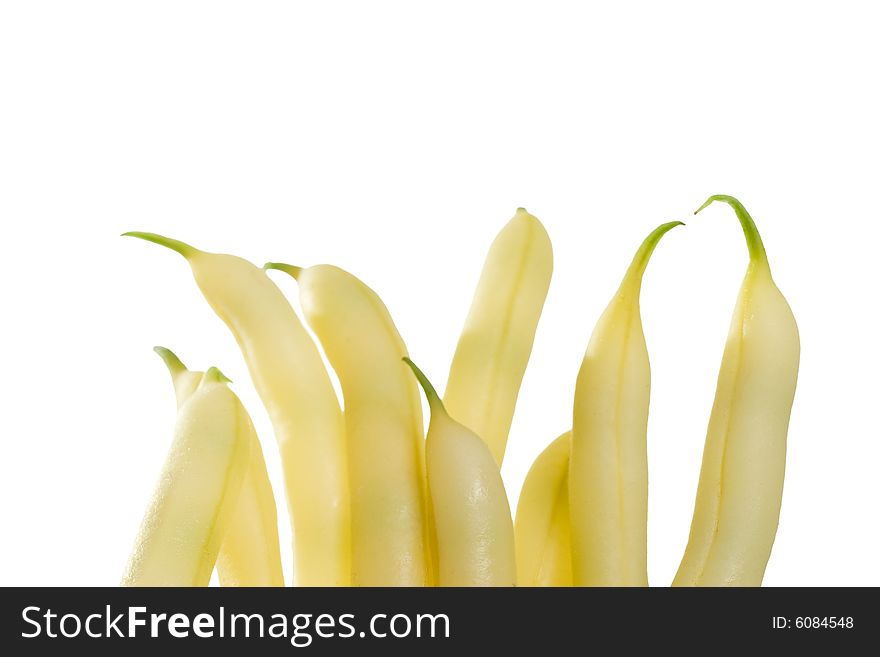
[444,209,553,464]
[515,432,572,586]
[266,263,428,586]
[674,196,799,587]
[123,234,349,586]
[569,221,682,586]
[153,346,203,403]
[122,368,249,586]
[154,347,283,587]
[404,358,516,587]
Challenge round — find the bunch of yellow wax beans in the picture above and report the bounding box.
[121,195,799,588]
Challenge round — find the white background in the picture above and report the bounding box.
[1,1,878,587]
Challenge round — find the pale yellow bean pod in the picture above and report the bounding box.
[122,368,249,586]
[444,209,553,465]
[569,221,682,586]
[674,196,799,587]
[406,358,516,587]
[154,347,283,587]
[267,263,429,586]
[515,432,572,586]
